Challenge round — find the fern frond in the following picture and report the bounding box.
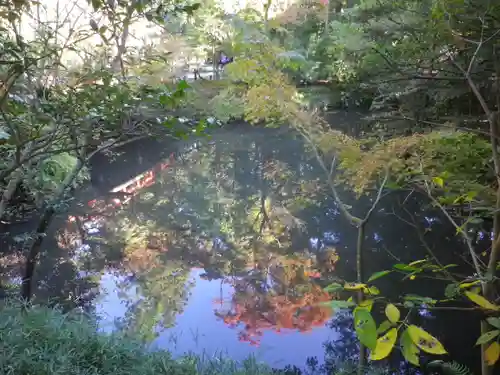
[427,360,473,375]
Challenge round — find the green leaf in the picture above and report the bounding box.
[487,317,500,329]
[176,79,190,91]
[476,330,500,345]
[370,328,397,360]
[91,0,102,11]
[408,259,428,267]
[403,294,437,305]
[401,328,420,366]
[181,3,201,15]
[464,291,500,311]
[403,300,415,308]
[407,325,447,355]
[324,283,343,292]
[444,283,459,298]
[466,191,478,201]
[367,270,392,283]
[354,308,378,350]
[385,181,401,189]
[393,264,420,272]
[159,94,172,106]
[319,300,356,309]
[377,320,393,335]
[385,303,400,323]
[468,217,483,225]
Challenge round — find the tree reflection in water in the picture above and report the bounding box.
[214,256,336,346]
[1,126,481,372]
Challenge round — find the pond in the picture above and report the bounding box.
[0,122,487,373]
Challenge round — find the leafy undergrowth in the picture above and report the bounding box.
[0,301,273,375]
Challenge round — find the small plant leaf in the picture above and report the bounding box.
[476,330,500,345]
[356,299,373,312]
[91,0,102,11]
[377,320,393,335]
[401,328,420,366]
[486,317,500,329]
[367,270,392,283]
[445,283,459,298]
[470,286,482,295]
[354,308,378,350]
[465,291,500,311]
[324,283,343,292]
[432,176,444,187]
[344,283,367,291]
[485,342,500,366]
[367,286,380,295]
[459,280,481,289]
[393,264,420,272]
[385,303,400,323]
[408,325,447,355]
[370,328,397,360]
[320,300,356,309]
[404,294,437,305]
[409,259,428,266]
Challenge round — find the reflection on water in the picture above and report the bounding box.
[0,125,488,371]
[60,127,343,367]
[94,268,334,368]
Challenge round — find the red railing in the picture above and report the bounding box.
[68,152,176,223]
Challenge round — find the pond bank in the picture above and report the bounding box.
[0,302,278,375]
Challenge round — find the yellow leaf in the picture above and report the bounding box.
[344,283,367,291]
[459,280,481,289]
[465,291,500,311]
[407,325,447,355]
[385,303,400,323]
[470,287,481,295]
[432,176,444,187]
[367,286,380,295]
[485,342,500,366]
[370,328,397,360]
[356,299,374,312]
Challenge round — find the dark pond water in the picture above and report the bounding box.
[0,122,487,373]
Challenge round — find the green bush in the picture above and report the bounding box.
[0,301,272,375]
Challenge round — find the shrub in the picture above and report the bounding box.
[0,301,272,375]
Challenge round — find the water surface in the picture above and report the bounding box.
[1,124,485,372]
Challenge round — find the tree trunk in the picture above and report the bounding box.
[0,168,24,221]
[21,157,85,301]
[111,3,135,75]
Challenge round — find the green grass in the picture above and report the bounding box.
[0,301,273,375]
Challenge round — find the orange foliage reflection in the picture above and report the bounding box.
[215,282,333,346]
